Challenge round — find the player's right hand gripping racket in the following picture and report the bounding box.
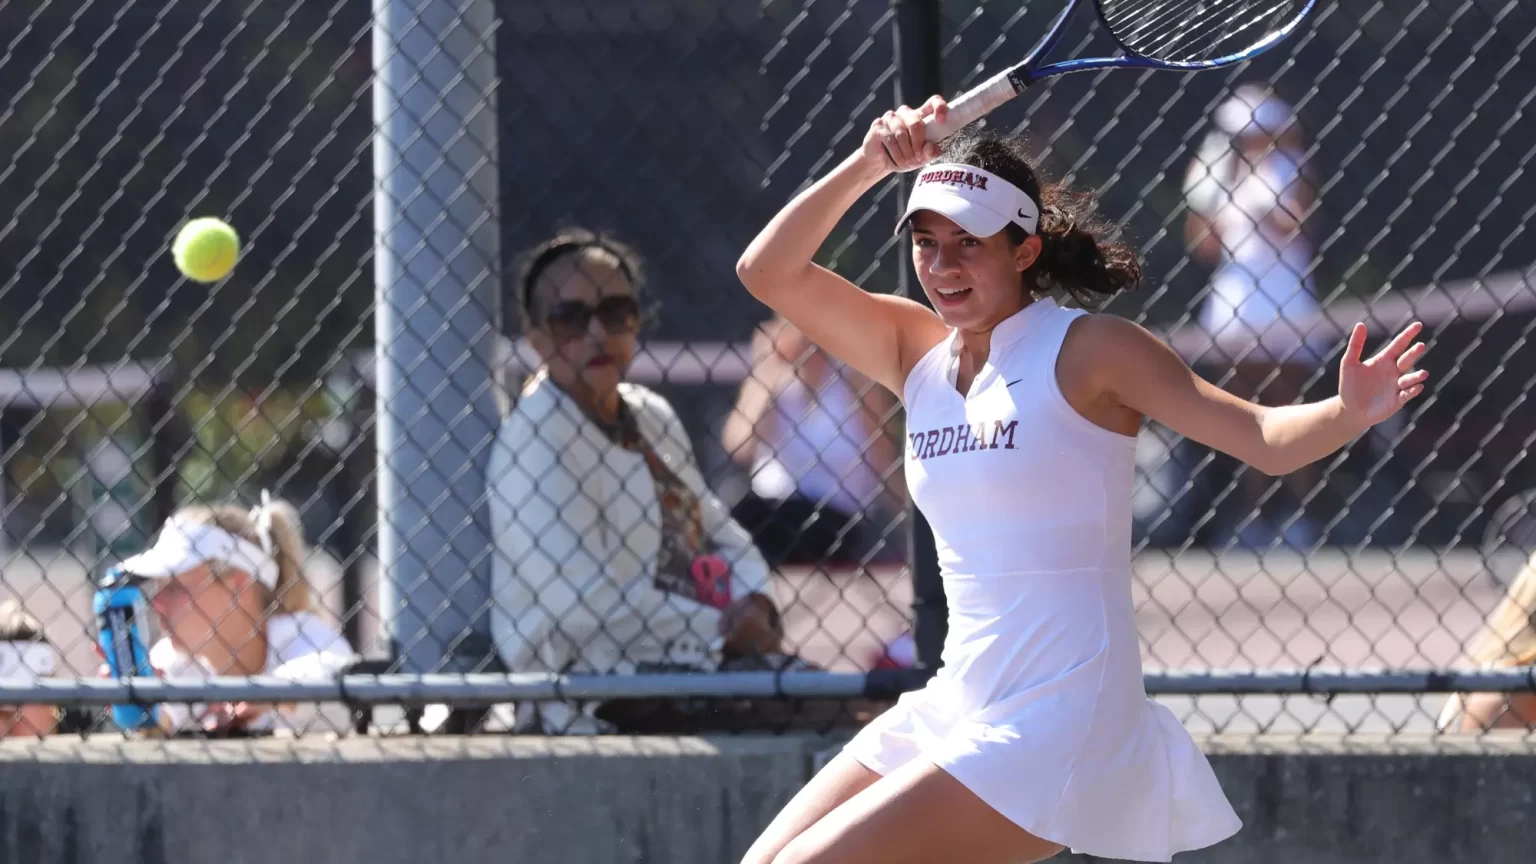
[924,0,1318,141]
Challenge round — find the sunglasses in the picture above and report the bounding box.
[543,296,641,341]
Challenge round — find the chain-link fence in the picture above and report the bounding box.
[1,0,1533,740]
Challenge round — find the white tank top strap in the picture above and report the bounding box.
[901,328,960,406]
[1031,303,1138,446]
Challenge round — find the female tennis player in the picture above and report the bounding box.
[736,96,1430,864]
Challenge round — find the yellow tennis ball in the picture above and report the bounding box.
[172,218,240,283]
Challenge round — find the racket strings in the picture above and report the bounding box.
[1099,0,1307,63]
[1114,0,1278,60]
[1127,0,1298,62]
[1130,0,1282,61]
[1158,0,1301,61]
[1110,0,1229,56]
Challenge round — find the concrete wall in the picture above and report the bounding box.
[1152,735,1536,864]
[0,734,1531,864]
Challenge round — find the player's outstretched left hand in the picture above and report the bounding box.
[1338,321,1429,427]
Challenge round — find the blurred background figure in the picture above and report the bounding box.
[868,629,915,671]
[116,495,357,736]
[1437,553,1536,732]
[723,315,905,569]
[1181,83,1325,547]
[0,600,59,737]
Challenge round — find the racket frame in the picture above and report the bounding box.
[923,0,1317,141]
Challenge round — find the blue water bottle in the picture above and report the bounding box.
[93,566,159,731]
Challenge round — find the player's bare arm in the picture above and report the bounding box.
[736,99,953,398]
[1064,314,1429,476]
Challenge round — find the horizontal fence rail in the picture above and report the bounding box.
[2,667,1534,708]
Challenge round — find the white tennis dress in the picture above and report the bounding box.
[841,297,1242,862]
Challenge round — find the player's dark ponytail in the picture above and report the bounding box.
[939,129,1141,306]
[1032,183,1142,304]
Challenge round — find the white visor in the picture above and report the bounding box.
[0,641,55,682]
[897,163,1040,237]
[118,516,279,591]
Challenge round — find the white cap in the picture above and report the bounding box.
[0,641,55,682]
[896,163,1040,238]
[118,513,279,591]
[1215,85,1295,138]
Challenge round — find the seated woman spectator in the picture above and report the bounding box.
[114,494,358,736]
[488,228,789,734]
[1437,552,1536,732]
[0,600,59,737]
[723,315,905,568]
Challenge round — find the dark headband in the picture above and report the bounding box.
[523,239,638,316]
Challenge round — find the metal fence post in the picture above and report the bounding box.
[143,365,181,532]
[892,0,947,673]
[340,373,376,658]
[373,0,501,675]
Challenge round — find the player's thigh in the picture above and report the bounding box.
[739,751,882,864]
[773,757,1064,864]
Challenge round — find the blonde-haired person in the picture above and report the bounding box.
[115,493,358,736]
[1437,557,1536,732]
[0,600,60,737]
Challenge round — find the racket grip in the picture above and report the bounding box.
[923,69,1024,142]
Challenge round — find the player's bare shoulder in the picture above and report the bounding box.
[1058,311,1170,395]
[1068,311,1169,354]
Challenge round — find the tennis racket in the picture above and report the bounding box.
[924,0,1318,141]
